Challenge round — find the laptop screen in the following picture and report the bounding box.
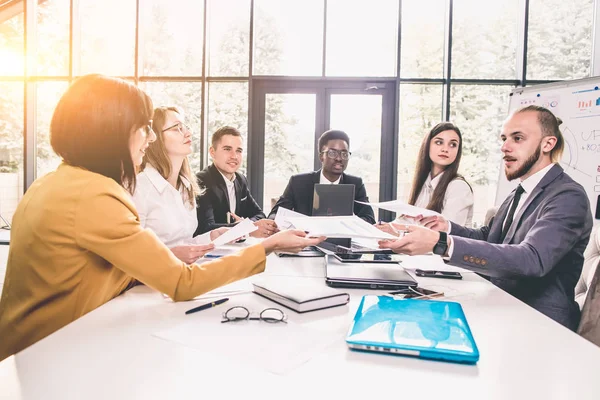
[312,184,354,217]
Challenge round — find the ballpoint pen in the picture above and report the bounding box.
[185,297,229,315]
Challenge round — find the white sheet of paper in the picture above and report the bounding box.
[286,215,397,240]
[355,199,440,218]
[211,218,257,246]
[274,207,305,230]
[351,237,383,251]
[153,314,341,375]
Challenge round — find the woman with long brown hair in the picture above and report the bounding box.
[0,75,324,362]
[400,122,473,226]
[132,106,225,264]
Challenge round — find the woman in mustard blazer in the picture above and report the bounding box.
[0,74,323,362]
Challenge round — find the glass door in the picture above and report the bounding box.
[250,79,396,219]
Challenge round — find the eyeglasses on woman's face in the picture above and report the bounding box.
[161,121,192,135]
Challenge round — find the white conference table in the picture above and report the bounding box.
[1,243,600,400]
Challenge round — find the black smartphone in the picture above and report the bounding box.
[333,253,403,264]
[415,269,462,280]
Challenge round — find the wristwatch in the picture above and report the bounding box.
[432,231,448,256]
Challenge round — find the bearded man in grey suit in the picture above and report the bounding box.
[379,105,593,330]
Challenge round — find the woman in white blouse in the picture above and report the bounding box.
[133,106,225,263]
[399,122,474,227]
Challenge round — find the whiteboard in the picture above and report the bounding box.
[495,77,600,220]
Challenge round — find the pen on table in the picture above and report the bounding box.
[185,297,229,315]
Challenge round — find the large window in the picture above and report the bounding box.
[1,0,597,226]
[139,0,203,76]
[36,0,69,76]
[75,0,136,76]
[254,0,323,76]
[400,0,445,79]
[326,0,399,76]
[0,10,24,223]
[452,0,519,79]
[207,0,250,77]
[527,0,593,80]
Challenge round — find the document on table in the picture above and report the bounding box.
[274,207,305,230]
[153,304,342,375]
[211,218,257,246]
[355,199,441,218]
[286,215,397,240]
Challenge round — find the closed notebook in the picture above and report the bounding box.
[252,279,349,313]
[346,295,479,364]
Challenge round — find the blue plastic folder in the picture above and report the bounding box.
[346,296,479,364]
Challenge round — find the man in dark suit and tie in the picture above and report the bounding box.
[379,105,593,330]
[267,129,375,224]
[195,126,278,237]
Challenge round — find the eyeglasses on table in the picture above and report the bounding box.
[221,306,287,324]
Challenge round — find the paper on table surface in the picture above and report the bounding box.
[274,207,306,230]
[286,215,397,240]
[211,218,257,246]
[356,199,440,218]
[153,310,342,375]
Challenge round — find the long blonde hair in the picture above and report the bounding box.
[141,106,200,207]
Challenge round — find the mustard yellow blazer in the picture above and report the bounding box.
[0,164,266,361]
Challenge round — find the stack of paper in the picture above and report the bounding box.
[273,207,306,230]
[286,215,397,240]
[355,200,440,218]
[211,218,257,246]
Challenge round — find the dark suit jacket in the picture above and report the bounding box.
[448,164,593,330]
[194,164,265,235]
[267,170,376,224]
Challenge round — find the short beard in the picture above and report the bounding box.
[505,144,541,181]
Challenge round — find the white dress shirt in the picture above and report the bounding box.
[320,170,341,184]
[218,170,237,214]
[501,163,554,230]
[398,172,474,227]
[132,166,210,248]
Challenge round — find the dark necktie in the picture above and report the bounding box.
[500,184,525,242]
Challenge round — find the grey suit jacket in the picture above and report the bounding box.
[449,164,593,330]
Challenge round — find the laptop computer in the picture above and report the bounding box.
[312,184,355,251]
[312,184,355,216]
[346,295,479,364]
[325,255,417,290]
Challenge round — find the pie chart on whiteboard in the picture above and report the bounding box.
[560,126,579,172]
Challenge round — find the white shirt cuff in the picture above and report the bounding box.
[443,236,454,260]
